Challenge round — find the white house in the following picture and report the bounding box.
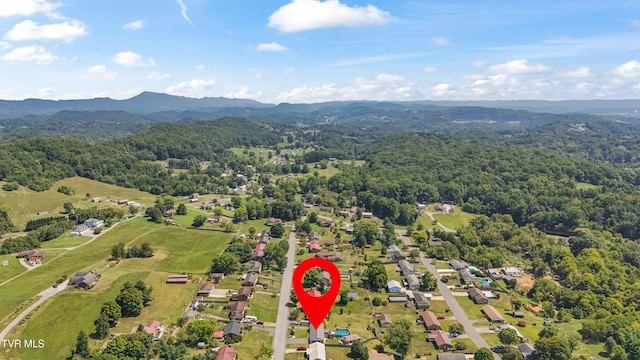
[387,280,403,293]
[84,218,104,228]
[306,342,326,360]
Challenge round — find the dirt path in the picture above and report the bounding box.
[423,209,456,233]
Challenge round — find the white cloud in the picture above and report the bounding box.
[268,0,392,33]
[113,51,155,67]
[123,20,147,31]
[430,37,449,46]
[257,42,289,52]
[557,66,593,78]
[376,73,403,82]
[225,86,262,99]
[147,71,171,80]
[0,0,59,17]
[423,66,438,73]
[0,41,11,50]
[5,20,87,42]
[612,60,640,78]
[176,0,192,24]
[433,83,455,96]
[166,79,215,96]
[488,59,549,74]
[284,67,295,73]
[37,87,55,97]
[630,19,640,28]
[86,65,106,74]
[195,64,206,71]
[2,45,57,64]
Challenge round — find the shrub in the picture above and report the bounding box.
[372,297,382,306]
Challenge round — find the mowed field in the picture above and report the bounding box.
[0,177,156,229]
[0,215,230,360]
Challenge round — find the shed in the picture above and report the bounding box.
[376,313,392,328]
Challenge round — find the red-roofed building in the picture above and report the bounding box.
[212,331,224,340]
[166,274,189,284]
[309,241,322,253]
[428,330,453,351]
[216,345,237,360]
[308,289,322,297]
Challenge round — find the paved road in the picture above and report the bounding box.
[0,280,69,341]
[396,231,499,360]
[272,228,297,360]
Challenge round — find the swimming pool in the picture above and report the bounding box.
[334,330,350,336]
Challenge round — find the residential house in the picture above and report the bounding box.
[308,323,325,344]
[488,269,504,280]
[340,224,355,234]
[223,322,242,338]
[340,334,361,345]
[387,280,403,293]
[201,202,216,210]
[84,218,104,228]
[405,274,420,290]
[376,313,392,328]
[258,230,270,244]
[163,209,177,217]
[388,296,408,303]
[309,232,321,241]
[252,243,266,260]
[468,287,489,304]
[225,302,246,321]
[318,219,334,227]
[215,345,237,360]
[197,283,214,297]
[319,206,333,213]
[388,245,406,260]
[502,267,522,277]
[320,239,335,246]
[265,217,281,226]
[513,311,525,318]
[242,273,259,287]
[428,330,453,351]
[212,331,224,340]
[368,349,394,360]
[315,252,343,262]
[420,310,441,330]
[71,225,88,236]
[232,287,253,301]
[519,343,537,360]
[16,249,44,264]
[362,212,373,218]
[211,273,225,283]
[449,259,467,270]
[339,210,350,217]
[306,342,326,360]
[117,199,129,204]
[414,292,431,309]
[398,260,414,276]
[308,289,322,297]
[459,268,476,286]
[347,292,359,301]
[69,270,99,289]
[166,274,189,284]
[436,354,467,360]
[482,305,505,323]
[309,241,322,253]
[244,261,262,273]
[131,320,164,338]
[319,270,332,285]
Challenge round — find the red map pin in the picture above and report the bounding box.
[293,257,341,329]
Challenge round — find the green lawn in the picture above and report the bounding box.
[245,293,278,322]
[39,235,92,249]
[432,209,478,230]
[235,328,273,359]
[0,254,26,283]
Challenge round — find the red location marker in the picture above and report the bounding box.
[293,257,341,329]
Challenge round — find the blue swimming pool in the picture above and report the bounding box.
[334,330,350,336]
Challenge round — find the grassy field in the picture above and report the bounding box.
[235,328,273,359]
[245,293,278,323]
[0,254,26,283]
[39,235,92,249]
[0,177,156,230]
[432,209,478,230]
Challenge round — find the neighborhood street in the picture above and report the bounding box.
[0,280,69,341]
[272,228,297,360]
[397,231,500,360]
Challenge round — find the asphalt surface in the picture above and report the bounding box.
[272,229,297,360]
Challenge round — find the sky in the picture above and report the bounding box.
[1,0,640,103]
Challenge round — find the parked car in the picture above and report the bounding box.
[436,315,445,320]
[296,346,307,351]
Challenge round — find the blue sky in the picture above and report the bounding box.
[1,0,640,102]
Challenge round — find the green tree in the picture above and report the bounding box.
[384,319,412,357]
[449,321,464,335]
[339,289,349,305]
[210,252,240,275]
[178,318,217,347]
[100,300,121,327]
[224,221,235,232]
[225,239,253,263]
[63,202,74,213]
[176,203,187,216]
[474,348,494,360]
[419,272,437,292]
[290,289,298,305]
[146,207,163,223]
[93,312,110,340]
[308,212,318,223]
[499,327,520,345]
[233,206,248,223]
[111,242,126,259]
[74,330,90,358]
[158,339,188,360]
[353,221,379,245]
[116,287,144,317]
[534,335,572,360]
[348,340,369,359]
[192,214,207,227]
[303,268,321,288]
[270,222,285,238]
[363,261,388,292]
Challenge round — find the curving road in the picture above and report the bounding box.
[272,228,297,360]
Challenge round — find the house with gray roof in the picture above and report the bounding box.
[308,323,325,344]
[405,274,420,290]
[398,260,414,276]
[69,270,99,289]
[459,268,475,286]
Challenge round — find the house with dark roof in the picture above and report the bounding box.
[244,261,262,273]
[419,310,441,330]
[459,268,476,286]
[387,245,406,260]
[167,274,189,284]
[449,259,467,270]
[242,273,259,287]
[315,252,343,262]
[211,273,225,283]
[225,302,246,321]
[398,260,414,276]
[308,323,325,344]
[376,313,392,328]
[223,322,242,338]
[436,354,467,360]
[197,283,214,297]
[232,287,253,301]
[468,287,489,304]
[405,274,420,290]
[216,345,237,360]
[340,334,361,345]
[482,305,505,323]
[414,292,431,309]
[519,343,537,360]
[428,330,453,351]
[69,270,99,289]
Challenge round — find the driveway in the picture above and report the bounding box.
[272,228,297,359]
[0,280,69,341]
